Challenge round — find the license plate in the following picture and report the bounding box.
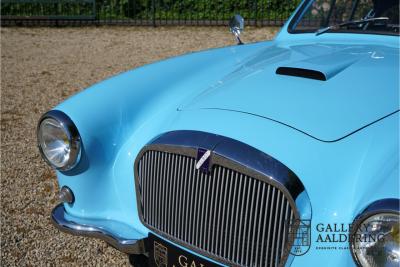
[149,233,221,267]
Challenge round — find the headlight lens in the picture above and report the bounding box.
[37,111,81,171]
[352,212,400,267]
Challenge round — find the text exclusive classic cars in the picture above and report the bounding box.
[37,0,399,266]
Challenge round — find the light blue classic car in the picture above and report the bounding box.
[37,0,399,266]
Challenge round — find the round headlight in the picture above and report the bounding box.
[37,110,81,171]
[351,200,400,267]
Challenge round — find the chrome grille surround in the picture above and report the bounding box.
[134,131,311,267]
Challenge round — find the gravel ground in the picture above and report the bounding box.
[1,26,278,266]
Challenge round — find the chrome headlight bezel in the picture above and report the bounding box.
[37,110,81,171]
[350,199,400,267]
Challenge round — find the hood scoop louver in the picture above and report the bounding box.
[276,67,326,81]
[275,53,360,81]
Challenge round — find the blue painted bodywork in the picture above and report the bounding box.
[51,0,399,266]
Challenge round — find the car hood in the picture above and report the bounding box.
[180,42,399,142]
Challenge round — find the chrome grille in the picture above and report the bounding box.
[136,148,297,267]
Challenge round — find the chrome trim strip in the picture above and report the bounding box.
[134,130,312,267]
[354,198,400,218]
[51,204,146,254]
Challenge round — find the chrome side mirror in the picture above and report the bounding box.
[229,14,245,45]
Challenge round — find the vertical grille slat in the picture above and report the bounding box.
[154,152,159,229]
[145,152,150,222]
[181,157,188,241]
[280,201,291,256]
[139,152,145,219]
[164,154,169,234]
[216,167,225,255]
[175,156,181,237]
[171,155,177,236]
[137,150,297,267]
[192,168,200,246]
[241,177,252,266]
[203,167,212,249]
[149,151,155,226]
[259,185,270,267]
[229,172,239,261]
[207,167,217,252]
[233,173,244,264]
[187,157,195,242]
[177,156,185,239]
[184,158,192,241]
[271,190,282,267]
[167,154,174,235]
[198,171,205,249]
[265,187,276,267]
[275,194,287,265]
[211,166,222,254]
[255,183,266,267]
[220,170,233,258]
[138,157,142,202]
[249,180,261,267]
[159,153,165,232]
[235,174,245,264]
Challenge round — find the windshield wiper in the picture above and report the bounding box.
[315,17,389,36]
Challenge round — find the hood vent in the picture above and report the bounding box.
[276,67,326,81]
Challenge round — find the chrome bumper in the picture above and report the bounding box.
[51,204,146,254]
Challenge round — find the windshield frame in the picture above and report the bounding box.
[287,0,400,36]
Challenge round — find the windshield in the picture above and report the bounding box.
[290,0,399,35]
